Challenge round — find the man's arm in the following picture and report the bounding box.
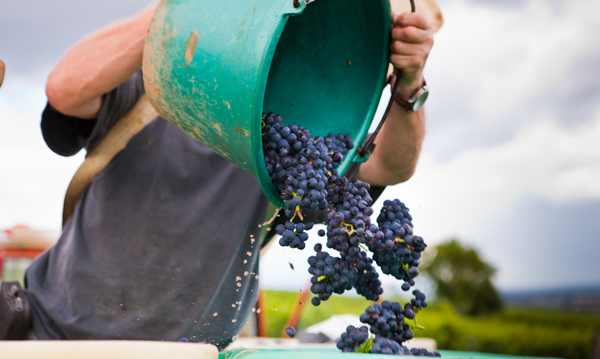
[357,13,433,186]
[46,5,155,119]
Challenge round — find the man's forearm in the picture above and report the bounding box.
[46,6,155,119]
[356,12,433,187]
[356,98,425,186]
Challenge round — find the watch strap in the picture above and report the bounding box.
[393,79,427,112]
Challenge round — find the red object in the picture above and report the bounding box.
[0,248,44,278]
[0,225,55,279]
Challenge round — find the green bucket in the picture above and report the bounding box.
[143,0,392,207]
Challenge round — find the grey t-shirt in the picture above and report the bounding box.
[26,71,269,348]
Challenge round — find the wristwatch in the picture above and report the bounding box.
[393,79,429,112]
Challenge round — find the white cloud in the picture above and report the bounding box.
[0,99,84,230]
[437,0,599,113]
[423,0,600,158]
[381,109,600,246]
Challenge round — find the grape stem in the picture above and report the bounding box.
[262,208,281,226]
[406,318,425,331]
[342,223,356,236]
[295,206,303,221]
[289,204,304,221]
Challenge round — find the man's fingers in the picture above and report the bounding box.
[390,38,432,57]
[390,41,416,56]
[390,54,423,72]
[393,12,431,31]
[0,60,5,89]
[391,26,431,44]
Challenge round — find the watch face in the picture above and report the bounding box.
[412,91,429,112]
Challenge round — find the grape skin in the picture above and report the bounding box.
[285,326,296,338]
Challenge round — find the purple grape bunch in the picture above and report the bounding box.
[411,289,428,311]
[324,179,375,265]
[275,220,313,250]
[355,298,440,356]
[262,112,349,221]
[261,112,436,355]
[336,325,370,353]
[366,199,427,291]
[410,348,442,357]
[353,251,383,301]
[359,301,415,343]
[307,243,357,306]
[371,337,408,355]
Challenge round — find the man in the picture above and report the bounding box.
[20,2,435,348]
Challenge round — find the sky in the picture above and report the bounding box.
[1,0,599,295]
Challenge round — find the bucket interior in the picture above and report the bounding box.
[261,0,390,190]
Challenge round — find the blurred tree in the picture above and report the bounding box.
[421,239,503,316]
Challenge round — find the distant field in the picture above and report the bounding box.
[263,290,600,359]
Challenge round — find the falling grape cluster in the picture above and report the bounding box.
[353,251,383,301]
[347,293,439,356]
[262,113,351,220]
[275,220,313,250]
[325,179,375,264]
[367,199,427,291]
[360,300,416,343]
[261,112,436,355]
[307,243,357,305]
[336,325,370,353]
[371,337,407,355]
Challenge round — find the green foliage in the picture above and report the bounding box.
[420,239,503,316]
[501,307,600,331]
[356,336,374,353]
[263,291,373,337]
[417,303,599,359]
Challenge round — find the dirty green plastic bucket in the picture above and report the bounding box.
[143,0,391,207]
[218,348,562,359]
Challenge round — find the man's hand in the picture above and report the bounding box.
[390,12,434,98]
[355,12,433,187]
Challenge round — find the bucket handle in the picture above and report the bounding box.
[357,0,416,159]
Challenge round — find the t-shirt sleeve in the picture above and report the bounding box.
[40,103,96,157]
[40,69,145,156]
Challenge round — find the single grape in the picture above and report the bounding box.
[285,326,296,338]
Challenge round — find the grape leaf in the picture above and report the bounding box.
[356,336,374,353]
